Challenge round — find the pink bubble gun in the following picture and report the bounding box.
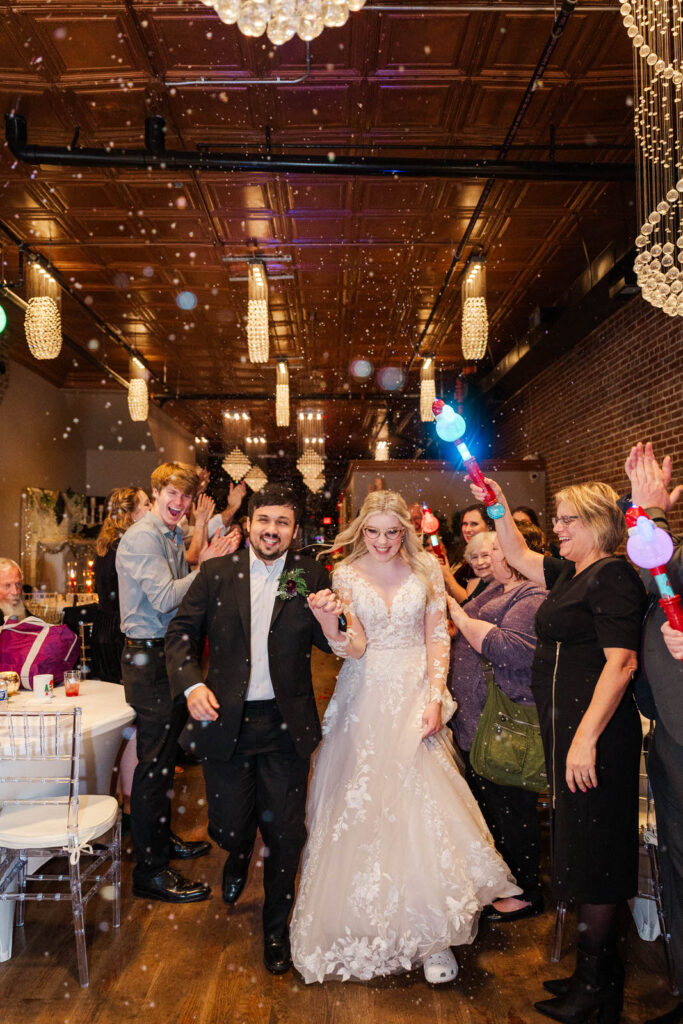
[432,399,505,520]
[625,505,683,631]
[420,503,445,559]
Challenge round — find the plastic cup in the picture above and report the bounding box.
[64,670,81,698]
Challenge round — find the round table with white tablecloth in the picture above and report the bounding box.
[0,680,135,962]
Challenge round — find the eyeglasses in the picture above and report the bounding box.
[552,515,580,528]
[363,526,404,541]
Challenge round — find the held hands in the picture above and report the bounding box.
[565,733,598,793]
[193,492,215,527]
[307,588,343,635]
[421,700,442,739]
[662,620,683,661]
[187,684,220,722]
[625,442,682,512]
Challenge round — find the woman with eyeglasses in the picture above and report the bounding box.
[470,477,646,1024]
[291,490,520,986]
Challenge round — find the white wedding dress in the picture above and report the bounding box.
[290,557,520,984]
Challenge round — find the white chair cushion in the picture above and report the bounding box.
[0,795,119,849]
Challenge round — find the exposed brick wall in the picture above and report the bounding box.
[491,296,683,532]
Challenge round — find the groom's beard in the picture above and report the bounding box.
[249,533,291,563]
[0,599,27,621]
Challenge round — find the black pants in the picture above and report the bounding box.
[202,699,310,938]
[648,718,683,993]
[463,750,542,900]
[121,643,188,881]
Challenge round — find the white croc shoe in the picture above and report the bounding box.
[423,948,458,984]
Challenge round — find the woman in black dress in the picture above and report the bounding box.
[471,476,646,1024]
[92,486,150,681]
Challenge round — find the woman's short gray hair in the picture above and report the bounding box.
[463,531,495,565]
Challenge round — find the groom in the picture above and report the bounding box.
[165,483,332,974]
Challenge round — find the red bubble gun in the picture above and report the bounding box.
[432,399,505,520]
[420,503,445,559]
[625,506,683,632]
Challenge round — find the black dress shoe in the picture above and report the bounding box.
[484,895,544,922]
[264,933,292,975]
[222,862,248,905]
[132,868,211,903]
[169,832,212,860]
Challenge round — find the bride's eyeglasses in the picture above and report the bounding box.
[363,526,405,541]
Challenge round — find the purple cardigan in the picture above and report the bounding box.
[448,579,546,752]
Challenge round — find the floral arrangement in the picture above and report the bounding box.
[277,568,310,600]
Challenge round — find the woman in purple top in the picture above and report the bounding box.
[447,521,546,922]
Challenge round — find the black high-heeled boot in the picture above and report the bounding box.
[542,954,623,998]
[534,950,623,1024]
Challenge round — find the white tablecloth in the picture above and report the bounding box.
[0,680,135,961]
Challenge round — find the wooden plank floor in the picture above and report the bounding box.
[0,650,675,1024]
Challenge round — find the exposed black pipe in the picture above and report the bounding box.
[156,391,416,405]
[5,114,633,183]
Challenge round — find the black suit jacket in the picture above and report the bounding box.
[165,548,332,761]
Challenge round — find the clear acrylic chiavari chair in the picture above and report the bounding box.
[0,708,121,986]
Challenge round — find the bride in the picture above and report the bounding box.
[290,491,520,985]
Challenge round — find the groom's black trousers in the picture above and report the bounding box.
[202,699,310,938]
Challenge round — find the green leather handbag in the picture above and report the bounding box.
[469,657,548,793]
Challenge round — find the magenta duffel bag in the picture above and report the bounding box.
[0,616,80,690]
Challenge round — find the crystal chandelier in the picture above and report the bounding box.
[419,357,436,422]
[275,361,290,427]
[24,262,62,360]
[461,260,488,361]
[244,465,268,491]
[625,0,683,316]
[222,446,252,482]
[201,0,367,46]
[305,473,325,493]
[247,261,268,363]
[128,356,150,422]
[297,446,324,478]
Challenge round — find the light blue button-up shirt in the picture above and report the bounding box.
[246,547,286,701]
[116,511,198,639]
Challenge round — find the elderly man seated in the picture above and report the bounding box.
[0,559,28,626]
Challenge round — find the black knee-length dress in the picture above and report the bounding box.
[531,556,646,904]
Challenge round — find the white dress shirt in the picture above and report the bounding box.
[184,547,286,700]
[245,547,286,701]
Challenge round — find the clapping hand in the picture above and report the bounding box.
[625,441,683,512]
[193,492,215,527]
[227,480,247,511]
[198,528,240,564]
[307,588,343,635]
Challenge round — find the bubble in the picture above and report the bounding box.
[377,366,405,391]
[349,357,373,379]
[176,291,197,310]
[87,338,100,351]
[142,266,154,277]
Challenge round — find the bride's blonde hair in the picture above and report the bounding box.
[331,490,435,598]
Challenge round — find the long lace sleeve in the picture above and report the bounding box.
[424,558,457,724]
[328,565,366,658]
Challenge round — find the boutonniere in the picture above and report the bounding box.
[277,567,310,600]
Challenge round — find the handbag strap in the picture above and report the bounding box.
[479,654,497,691]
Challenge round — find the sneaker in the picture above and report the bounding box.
[423,948,458,984]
